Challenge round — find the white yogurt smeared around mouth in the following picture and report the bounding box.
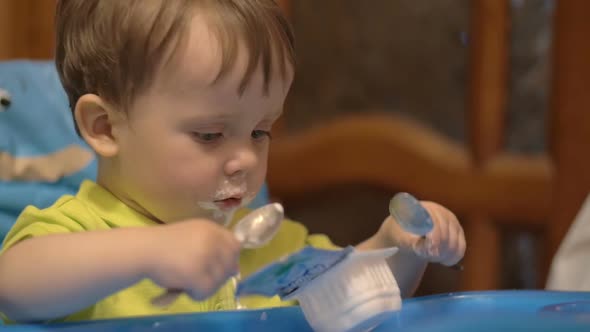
[197,181,256,226]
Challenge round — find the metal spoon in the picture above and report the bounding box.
[389,192,463,270]
[151,203,285,307]
[232,203,285,249]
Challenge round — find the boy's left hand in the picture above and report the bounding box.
[380,201,466,266]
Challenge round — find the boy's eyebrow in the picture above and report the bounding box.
[182,108,283,123]
[183,112,237,122]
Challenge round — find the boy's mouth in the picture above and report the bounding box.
[214,197,243,210]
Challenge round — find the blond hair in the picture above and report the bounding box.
[55,0,295,116]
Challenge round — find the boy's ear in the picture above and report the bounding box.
[74,94,123,157]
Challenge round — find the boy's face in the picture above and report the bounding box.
[105,17,293,225]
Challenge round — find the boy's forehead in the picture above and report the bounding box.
[158,14,293,95]
[167,15,227,88]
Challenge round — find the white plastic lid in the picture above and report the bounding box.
[286,247,401,332]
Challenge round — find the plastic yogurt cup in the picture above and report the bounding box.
[284,247,401,332]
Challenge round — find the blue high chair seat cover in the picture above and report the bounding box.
[0,60,97,239]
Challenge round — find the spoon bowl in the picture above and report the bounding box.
[389,192,434,236]
[234,203,284,248]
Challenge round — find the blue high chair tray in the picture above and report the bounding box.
[2,290,590,331]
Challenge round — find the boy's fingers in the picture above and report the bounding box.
[411,236,430,258]
[440,223,458,265]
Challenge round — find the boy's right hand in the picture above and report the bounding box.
[144,219,241,301]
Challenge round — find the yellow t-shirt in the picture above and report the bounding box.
[0,180,336,322]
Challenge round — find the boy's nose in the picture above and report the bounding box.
[224,147,259,177]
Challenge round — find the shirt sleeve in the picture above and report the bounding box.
[305,233,340,250]
[1,201,83,254]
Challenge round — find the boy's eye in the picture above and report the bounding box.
[251,130,272,140]
[193,132,223,142]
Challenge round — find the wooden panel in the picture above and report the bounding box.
[0,0,56,60]
[268,113,552,223]
[467,0,509,165]
[462,217,501,290]
[544,0,590,285]
[461,0,510,291]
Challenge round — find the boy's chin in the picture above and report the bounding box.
[211,209,238,226]
[194,202,240,225]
